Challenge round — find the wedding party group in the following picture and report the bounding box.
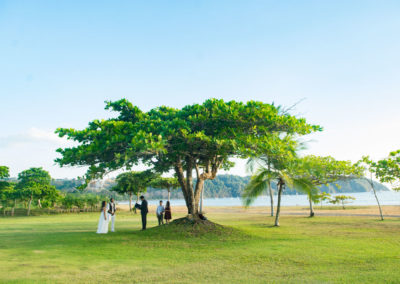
[96,196,172,234]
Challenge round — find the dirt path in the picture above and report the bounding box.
[280,212,400,217]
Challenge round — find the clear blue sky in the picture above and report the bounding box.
[1,0,400,178]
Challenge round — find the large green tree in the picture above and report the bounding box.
[150,177,180,202]
[293,156,363,217]
[16,168,56,216]
[111,170,157,212]
[56,99,320,217]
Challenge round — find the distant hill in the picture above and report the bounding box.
[200,175,389,198]
[51,174,390,200]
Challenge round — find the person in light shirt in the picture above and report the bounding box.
[156,200,165,226]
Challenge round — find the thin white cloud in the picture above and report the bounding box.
[0,127,80,178]
[0,127,74,147]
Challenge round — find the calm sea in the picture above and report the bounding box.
[119,191,399,207]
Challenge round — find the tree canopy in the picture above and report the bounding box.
[112,171,156,196]
[150,176,180,201]
[151,177,180,190]
[111,170,157,211]
[56,98,321,215]
[0,166,10,179]
[16,167,57,215]
[372,150,400,191]
[293,155,363,187]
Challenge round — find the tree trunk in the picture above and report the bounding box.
[268,181,274,217]
[174,158,211,217]
[167,188,171,202]
[342,201,345,210]
[27,194,33,216]
[175,158,197,216]
[308,194,315,217]
[274,180,284,227]
[38,199,42,208]
[194,177,205,214]
[175,163,191,215]
[11,199,16,216]
[369,175,384,221]
[186,159,196,215]
[200,186,204,214]
[129,192,132,212]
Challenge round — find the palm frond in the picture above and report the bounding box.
[279,170,293,189]
[291,177,319,201]
[242,168,273,207]
[246,157,260,175]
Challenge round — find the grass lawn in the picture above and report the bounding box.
[0,210,399,283]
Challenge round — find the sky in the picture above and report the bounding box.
[1,0,400,179]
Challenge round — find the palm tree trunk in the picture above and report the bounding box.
[274,181,283,227]
[268,181,274,216]
[308,194,315,217]
[369,174,384,220]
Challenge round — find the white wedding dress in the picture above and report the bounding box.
[96,210,109,234]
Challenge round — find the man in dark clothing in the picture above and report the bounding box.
[135,196,148,230]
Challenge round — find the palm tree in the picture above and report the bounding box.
[243,159,315,226]
[245,158,275,216]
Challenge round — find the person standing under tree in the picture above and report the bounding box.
[135,196,148,230]
[156,200,165,226]
[107,198,116,232]
[164,201,172,224]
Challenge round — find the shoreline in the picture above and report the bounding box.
[116,204,400,217]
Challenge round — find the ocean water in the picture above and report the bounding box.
[119,191,399,207]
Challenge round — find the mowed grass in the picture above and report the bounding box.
[0,210,399,283]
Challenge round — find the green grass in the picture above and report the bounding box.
[0,211,399,283]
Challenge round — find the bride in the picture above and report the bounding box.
[96,201,109,234]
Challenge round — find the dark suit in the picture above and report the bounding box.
[135,200,148,230]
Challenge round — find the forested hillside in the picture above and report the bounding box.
[51,175,389,200]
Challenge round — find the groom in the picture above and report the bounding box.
[108,198,116,232]
[135,196,148,230]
